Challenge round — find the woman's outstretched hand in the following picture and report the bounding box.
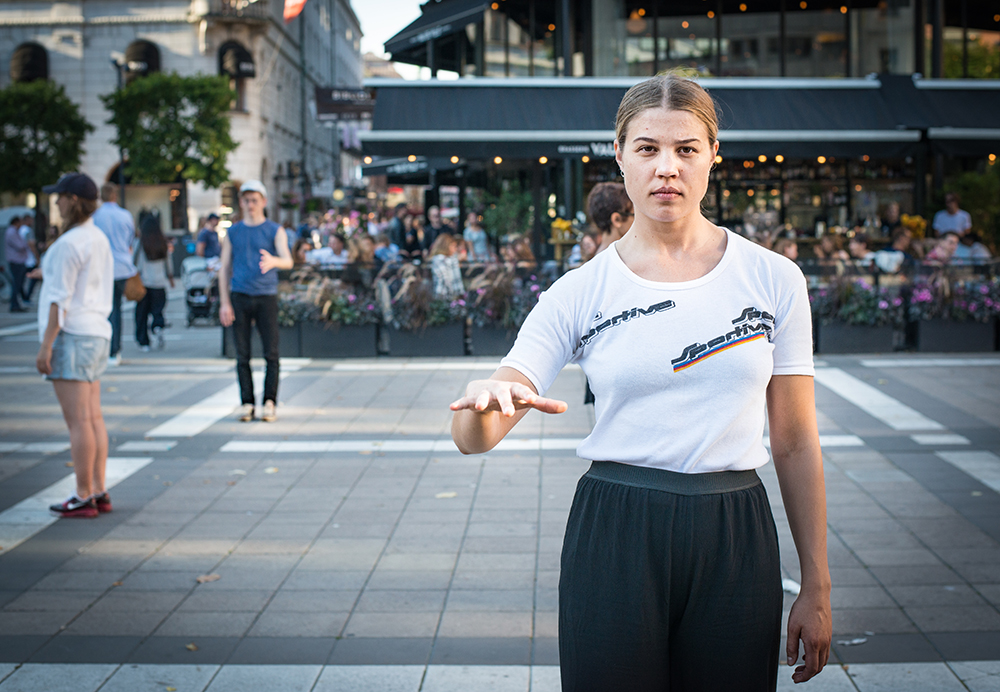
[450,379,568,418]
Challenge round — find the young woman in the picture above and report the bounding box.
[450,74,831,691]
[134,215,175,351]
[36,173,114,518]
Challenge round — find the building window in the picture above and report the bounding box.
[10,42,48,82]
[219,41,255,113]
[124,40,161,85]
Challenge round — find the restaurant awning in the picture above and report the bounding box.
[361,156,464,184]
[861,74,1000,157]
[384,0,486,56]
[360,77,922,161]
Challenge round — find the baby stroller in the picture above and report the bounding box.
[181,256,218,326]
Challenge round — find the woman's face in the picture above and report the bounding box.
[581,235,597,256]
[782,243,799,261]
[615,107,718,226]
[55,193,75,219]
[939,234,959,256]
[330,236,344,253]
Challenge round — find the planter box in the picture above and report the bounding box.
[816,322,895,354]
[917,319,996,353]
[470,325,519,356]
[386,323,465,357]
[299,322,378,358]
[222,325,300,358]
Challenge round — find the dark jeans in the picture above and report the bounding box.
[8,263,26,310]
[110,278,127,357]
[232,292,279,406]
[135,288,166,346]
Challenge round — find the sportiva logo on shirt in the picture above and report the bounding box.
[578,300,676,348]
[671,306,774,372]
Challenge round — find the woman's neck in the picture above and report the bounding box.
[615,213,726,282]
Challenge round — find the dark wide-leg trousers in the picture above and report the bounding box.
[231,292,279,406]
[559,461,783,692]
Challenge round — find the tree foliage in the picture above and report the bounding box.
[101,73,237,188]
[483,179,534,241]
[0,80,94,194]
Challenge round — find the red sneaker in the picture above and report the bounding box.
[49,495,98,518]
[94,492,112,513]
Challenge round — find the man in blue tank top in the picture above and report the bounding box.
[218,181,293,422]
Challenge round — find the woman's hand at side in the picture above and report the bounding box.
[767,374,832,684]
[450,367,567,454]
[36,344,52,375]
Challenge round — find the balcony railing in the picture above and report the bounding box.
[204,0,270,23]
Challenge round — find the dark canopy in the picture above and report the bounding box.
[384,0,486,56]
[361,77,921,160]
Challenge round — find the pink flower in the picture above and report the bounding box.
[878,300,889,310]
[892,298,903,307]
[530,284,540,292]
[348,294,357,303]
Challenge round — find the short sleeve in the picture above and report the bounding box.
[47,241,85,309]
[499,286,580,396]
[769,266,814,377]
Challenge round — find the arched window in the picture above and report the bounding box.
[124,40,160,85]
[218,41,255,112]
[10,42,48,82]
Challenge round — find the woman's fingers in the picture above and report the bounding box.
[449,380,567,416]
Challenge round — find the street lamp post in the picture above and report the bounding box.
[110,56,127,207]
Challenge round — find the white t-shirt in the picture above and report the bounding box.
[501,230,814,474]
[932,209,972,235]
[38,219,114,342]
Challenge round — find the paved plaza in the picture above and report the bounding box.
[0,289,999,691]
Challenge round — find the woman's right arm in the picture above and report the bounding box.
[450,366,567,454]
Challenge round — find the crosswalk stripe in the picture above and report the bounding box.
[814,367,945,431]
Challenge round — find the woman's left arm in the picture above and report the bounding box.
[766,374,832,684]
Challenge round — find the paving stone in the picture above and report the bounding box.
[845,662,966,691]
[355,589,446,612]
[904,606,1000,632]
[2,590,103,612]
[155,611,257,637]
[88,591,187,612]
[327,637,434,665]
[366,570,453,590]
[179,589,274,612]
[830,608,917,635]
[423,662,530,689]
[282,570,370,591]
[313,664,425,692]
[267,590,359,612]
[451,571,536,591]
[127,637,241,665]
[830,586,897,609]
[0,663,118,692]
[247,610,349,637]
[887,584,988,607]
[203,664,322,692]
[437,611,532,638]
[64,608,167,636]
[99,663,220,692]
[343,612,440,638]
[0,610,75,635]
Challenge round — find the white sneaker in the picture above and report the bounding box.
[107,354,122,366]
[261,400,276,422]
[138,344,151,352]
[238,403,255,422]
[152,327,165,350]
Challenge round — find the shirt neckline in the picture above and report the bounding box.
[608,227,736,290]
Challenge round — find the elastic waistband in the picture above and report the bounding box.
[585,461,761,496]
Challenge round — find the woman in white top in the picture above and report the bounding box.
[35,173,115,519]
[451,74,831,691]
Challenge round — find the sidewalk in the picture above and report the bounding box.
[0,292,998,690]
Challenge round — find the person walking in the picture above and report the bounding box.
[218,181,293,423]
[34,173,114,518]
[5,214,30,312]
[195,213,221,259]
[91,183,137,366]
[450,74,831,692]
[134,215,174,351]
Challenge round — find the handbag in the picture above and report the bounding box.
[125,244,147,302]
[124,272,146,302]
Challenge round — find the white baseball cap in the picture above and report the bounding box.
[239,180,267,198]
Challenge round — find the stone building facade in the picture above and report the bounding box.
[0,0,362,229]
